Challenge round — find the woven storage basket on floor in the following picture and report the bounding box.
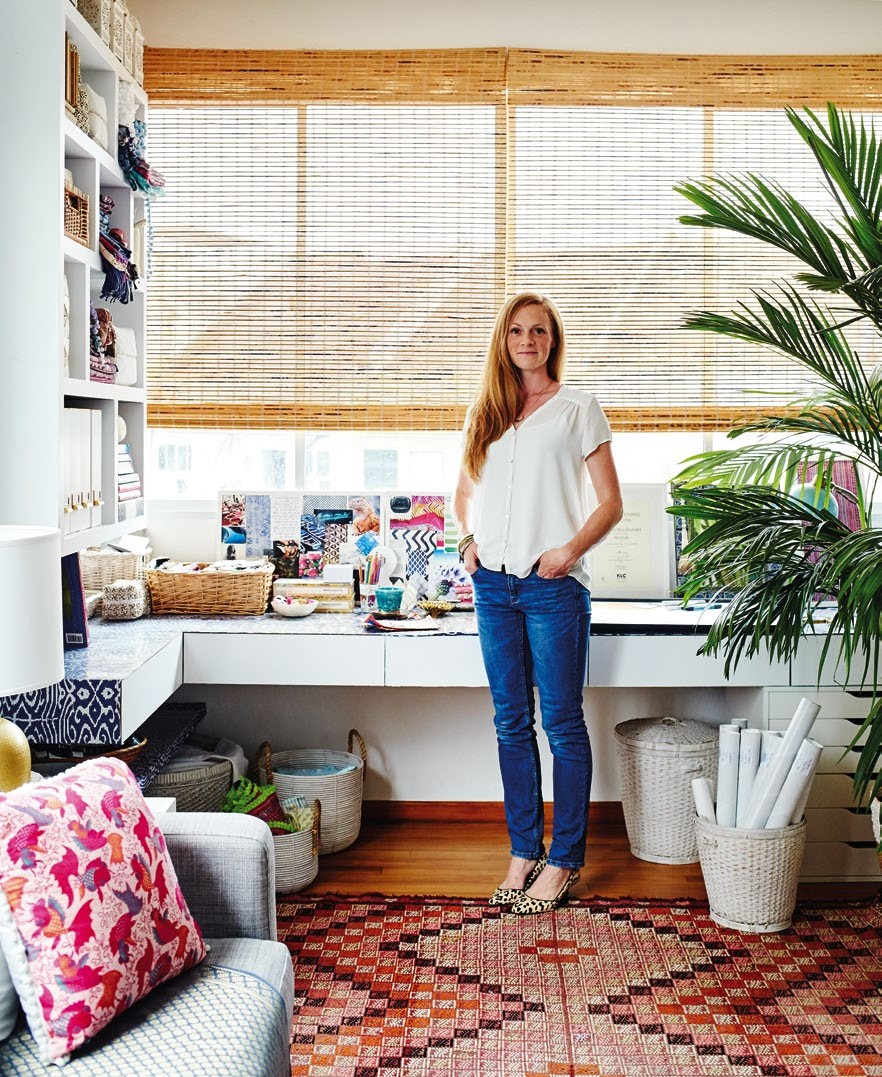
[615,716,718,864]
[145,743,234,812]
[257,730,366,855]
[146,562,273,615]
[273,800,321,894]
[695,817,806,933]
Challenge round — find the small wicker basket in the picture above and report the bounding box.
[257,731,366,855]
[146,562,274,616]
[145,750,233,812]
[273,800,321,893]
[615,716,718,864]
[80,546,152,591]
[64,182,89,247]
[695,816,806,933]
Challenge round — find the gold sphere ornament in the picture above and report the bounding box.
[0,717,32,792]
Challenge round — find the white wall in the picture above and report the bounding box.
[171,681,765,801]
[127,0,882,53]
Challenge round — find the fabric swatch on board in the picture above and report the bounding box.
[245,495,272,556]
[300,513,325,552]
[322,523,347,564]
[303,495,347,515]
[397,526,436,578]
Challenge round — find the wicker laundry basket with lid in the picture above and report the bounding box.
[615,716,718,864]
[257,730,366,855]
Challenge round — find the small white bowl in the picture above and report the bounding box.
[271,596,318,618]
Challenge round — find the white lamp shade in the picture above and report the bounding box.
[0,526,64,696]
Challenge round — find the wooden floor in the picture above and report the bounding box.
[298,805,880,903]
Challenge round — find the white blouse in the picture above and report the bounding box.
[471,386,612,590]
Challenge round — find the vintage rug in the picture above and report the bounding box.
[277,895,882,1077]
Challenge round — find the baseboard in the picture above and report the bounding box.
[362,800,625,825]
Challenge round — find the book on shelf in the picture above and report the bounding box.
[118,488,143,502]
[118,497,144,521]
[61,552,88,650]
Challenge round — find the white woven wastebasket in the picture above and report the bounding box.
[615,716,718,864]
[695,817,806,933]
[273,800,321,894]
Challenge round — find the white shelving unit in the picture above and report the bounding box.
[0,1,147,553]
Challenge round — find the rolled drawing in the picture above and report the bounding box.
[735,727,762,828]
[765,737,823,829]
[743,698,821,829]
[715,724,741,828]
[692,777,716,824]
[752,731,782,790]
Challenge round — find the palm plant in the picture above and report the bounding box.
[671,103,882,809]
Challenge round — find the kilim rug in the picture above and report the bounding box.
[277,895,882,1077]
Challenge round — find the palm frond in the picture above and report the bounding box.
[788,105,882,266]
[676,172,861,282]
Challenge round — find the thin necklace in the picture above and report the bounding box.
[516,383,556,422]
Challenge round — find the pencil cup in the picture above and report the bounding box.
[360,585,378,612]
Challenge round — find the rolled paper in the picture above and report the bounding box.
[735,728,762,828]
[765,737,824,829]
[743,698,821,829]
[715,724,741,828]
[788,768,816,826]
[692,777,716,824]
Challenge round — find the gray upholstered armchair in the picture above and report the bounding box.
[0,813,295,1077]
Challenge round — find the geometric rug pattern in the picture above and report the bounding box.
[278,895,882,1077]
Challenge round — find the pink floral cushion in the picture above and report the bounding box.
[0,757,206,1064]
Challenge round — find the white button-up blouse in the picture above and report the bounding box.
[470,386,612,590]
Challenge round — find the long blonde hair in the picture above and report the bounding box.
[462,292,566,481]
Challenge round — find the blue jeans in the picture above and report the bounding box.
[472,565,593,870]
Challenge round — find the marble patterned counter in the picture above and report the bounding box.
[0,603,720,746]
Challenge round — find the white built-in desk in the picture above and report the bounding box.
[2,602,877,883]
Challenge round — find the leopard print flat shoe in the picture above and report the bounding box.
[488,851,547,905]
[510,868,580,916]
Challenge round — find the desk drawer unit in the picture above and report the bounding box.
[765,688,880,882]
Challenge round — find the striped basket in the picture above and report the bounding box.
[273,800,321,893]
[257,730,366,855]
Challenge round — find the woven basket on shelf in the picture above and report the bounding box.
[273,800,321,894]
[257,730,366,855]
[695,817,806,933]
[145,751,233,812]
[615,716,718,865]
[80,546,152,591]
[146,563,274,616]
[64,182,89,247]
[31,736,147,769]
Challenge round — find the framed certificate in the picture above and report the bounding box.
[587,483,674,600]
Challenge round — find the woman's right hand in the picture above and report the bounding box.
[463,542,480,575]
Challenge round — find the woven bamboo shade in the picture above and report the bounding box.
[144,49,882,433]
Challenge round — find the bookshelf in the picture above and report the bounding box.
[0,1,147,554]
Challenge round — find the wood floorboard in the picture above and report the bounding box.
[296,815,880,904]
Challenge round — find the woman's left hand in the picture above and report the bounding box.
[535,546,575,578]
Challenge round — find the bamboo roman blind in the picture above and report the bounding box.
[144,49,882,432]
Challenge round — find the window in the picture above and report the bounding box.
[144,49,882,442]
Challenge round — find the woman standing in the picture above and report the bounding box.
[453,291,622,915]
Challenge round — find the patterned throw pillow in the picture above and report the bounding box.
[0,757,206,1065]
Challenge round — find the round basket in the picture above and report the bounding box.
[273,800,321,894]
[145,757,233,812]
[615,716,718,864]
[695,816,806,933]
[257,730,366,855]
